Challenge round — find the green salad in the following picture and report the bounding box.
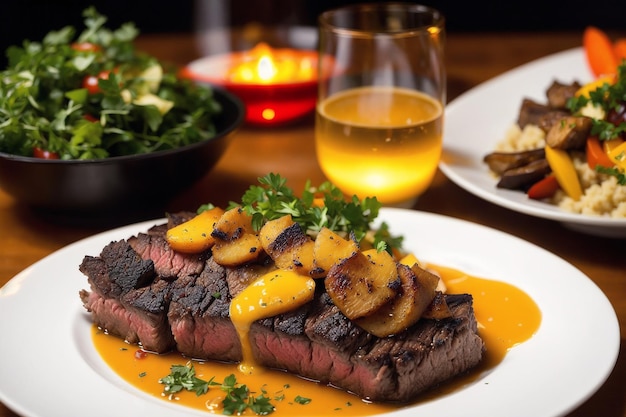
[0,7,221,160]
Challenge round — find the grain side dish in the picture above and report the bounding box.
[496,123,626,217]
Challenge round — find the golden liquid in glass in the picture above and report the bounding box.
[315,86,443,205]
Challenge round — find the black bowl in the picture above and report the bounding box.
[0,88,244,224]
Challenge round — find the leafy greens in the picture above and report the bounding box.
[0,7,221,160]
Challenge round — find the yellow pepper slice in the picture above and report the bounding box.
[607,141,626,170]
[602,138,624,154]
[544,145,582,200]
[165,206,225,253]
[575,75,614,98]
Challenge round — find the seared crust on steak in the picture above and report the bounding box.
[79,218,485,403]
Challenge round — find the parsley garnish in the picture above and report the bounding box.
[566,62,626,182]
[158,362,215,397]
[210,173,403,254]
[567,63,626,140]
[293,395,311,405]
[158,363,275,415]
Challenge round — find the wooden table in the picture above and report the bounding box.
[1,31,624,416]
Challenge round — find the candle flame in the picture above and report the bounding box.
[257,56,278,81]
[228,42,316,84]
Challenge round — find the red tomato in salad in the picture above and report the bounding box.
[71,42,101,53]
[82,70,114,94]
[32,147,59,159]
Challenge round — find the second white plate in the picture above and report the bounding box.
[440,47,626,238]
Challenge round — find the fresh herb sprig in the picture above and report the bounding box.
[566,62,626,183]
[213,173,403,253]
[567,62,626,141]
[158,362,216,397]
[158,362,275,415]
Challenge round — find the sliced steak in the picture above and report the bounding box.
[249,292,482,403]
[79,240,175,353]
[128,231,208,279]
[79,218,485,404]
[168,257,240,361]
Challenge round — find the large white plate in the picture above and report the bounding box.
[0,208,619,417]
[440,47,626,238]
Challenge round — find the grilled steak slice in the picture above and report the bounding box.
[79,240,175,352]
[128,230,208,279]
[167,257,240,361]
[79,219,485,403]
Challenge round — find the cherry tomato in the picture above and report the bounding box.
[71,42,101,53]
[82,70,112,94]
[32,147,60,159]
[82,75,101,94]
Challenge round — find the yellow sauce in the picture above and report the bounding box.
[229,269,316,375]
[93,263,541,415]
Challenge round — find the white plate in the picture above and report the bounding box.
[0,208,619,417]
[440,47,626,238]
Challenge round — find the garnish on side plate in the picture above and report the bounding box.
[0,7,221,160]
[483,27,626,217]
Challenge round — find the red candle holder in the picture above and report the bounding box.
[181,45,319,126]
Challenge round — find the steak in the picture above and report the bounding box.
[79,218,485,403]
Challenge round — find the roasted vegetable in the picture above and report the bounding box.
[527,174,560,200]
[483,148,546,175]
[312,227,359,276]
[544,145,583,200]
[165,207,224,253]
[259,215,318,277]
[583,26,619,78]
[325,248,400,320]
[355,262,438,337]
[211,207,263,266]
[496,159,551,190]
[586,137,614,169]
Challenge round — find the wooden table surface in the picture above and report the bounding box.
[1,31,624,417]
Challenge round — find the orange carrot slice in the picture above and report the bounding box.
[614,38,626,64]
[583,26,618,78]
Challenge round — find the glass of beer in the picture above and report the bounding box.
[315,4,445,206]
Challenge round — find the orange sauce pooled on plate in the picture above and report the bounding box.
[92,264,541,416]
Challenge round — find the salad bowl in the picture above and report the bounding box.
[0,87,243,223]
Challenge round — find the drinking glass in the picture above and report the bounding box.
[315,3,446,206]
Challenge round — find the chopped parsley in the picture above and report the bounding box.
[566,62,626,183]
[158,363,276,415]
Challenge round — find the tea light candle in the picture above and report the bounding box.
[182,43,319,126]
